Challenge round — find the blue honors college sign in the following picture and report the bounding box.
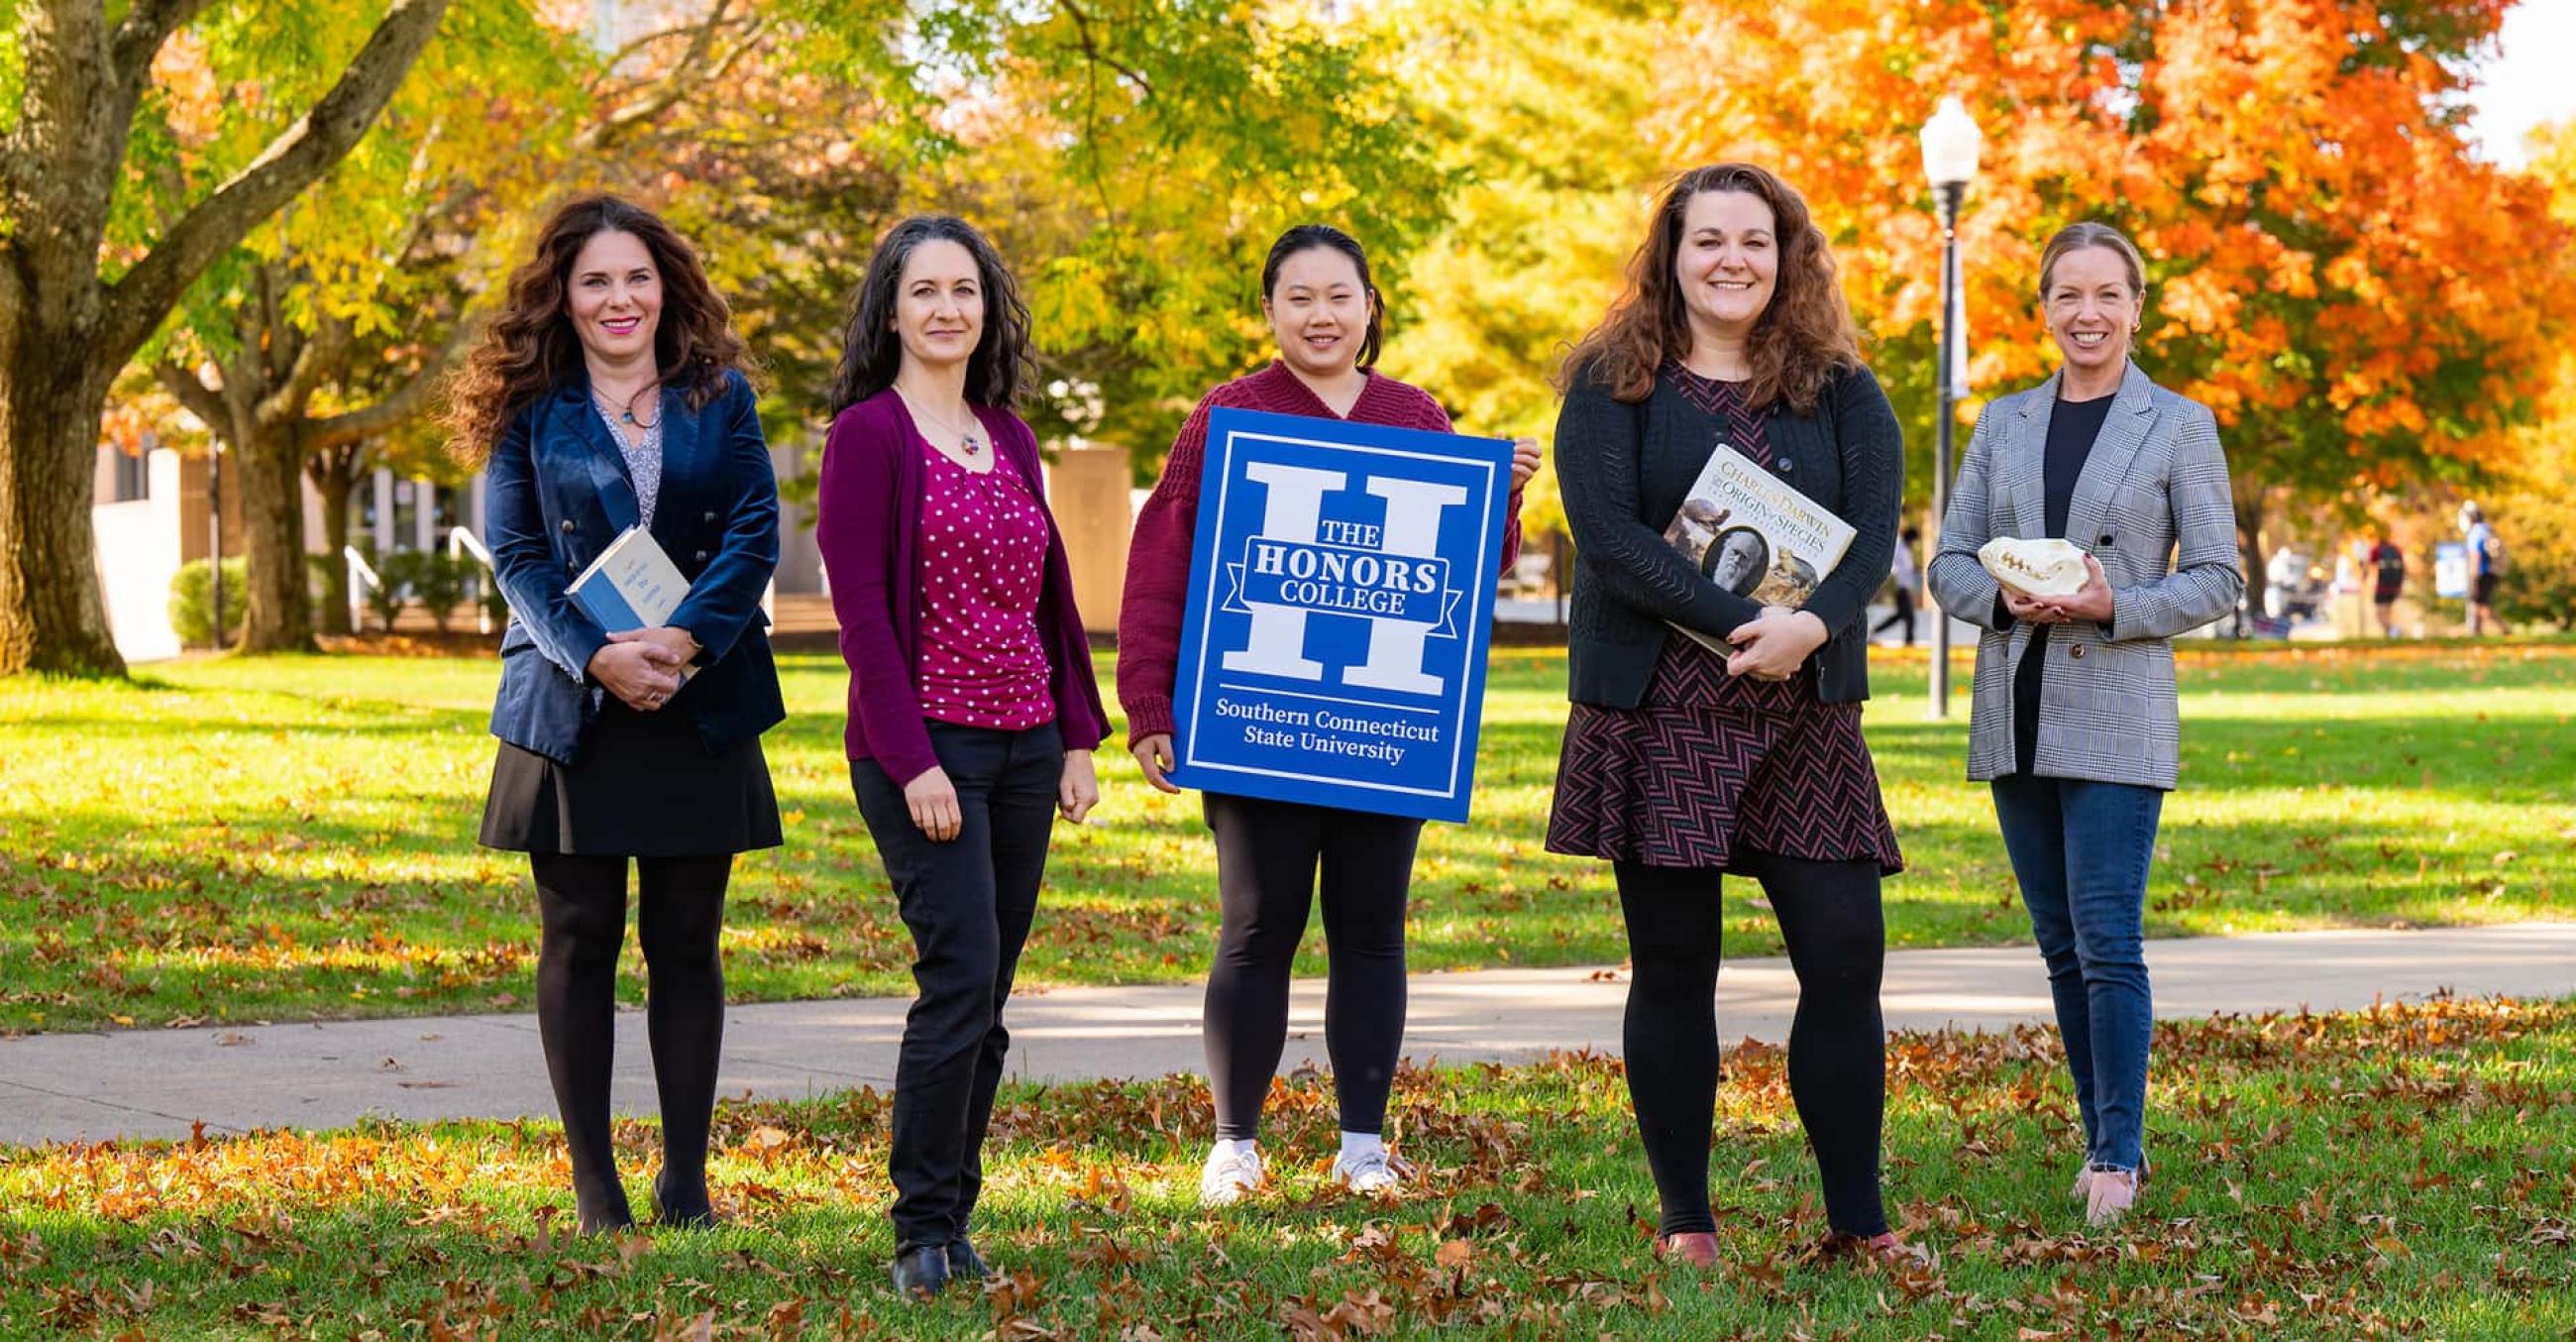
[1167,406,1513,823]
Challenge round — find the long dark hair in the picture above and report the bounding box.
[1559,164,1861,413]
[1261,224,1384,370]
[445,194,749,466]
[827,215,1033,414]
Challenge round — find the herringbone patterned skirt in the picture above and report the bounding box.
[1546,638,1902,874]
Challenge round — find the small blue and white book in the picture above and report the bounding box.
[569,526,696,678]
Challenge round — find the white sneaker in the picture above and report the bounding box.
[1199,1145,1265,1206]
[1332,1146,1403,1195]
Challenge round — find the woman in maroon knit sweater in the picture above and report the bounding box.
[1120,224,1541,1206]
[814,215,1108,1299]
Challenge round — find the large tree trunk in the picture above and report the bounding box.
[2233,480,2269,634]
[236,424,316,653]
[0,0,454,677]
[0,327,126,677]
[309,445,364,636]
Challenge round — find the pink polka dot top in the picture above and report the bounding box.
[912,436,1057,731]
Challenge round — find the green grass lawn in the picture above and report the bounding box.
[3,994,2569,1337]
[1,643,2570,1032]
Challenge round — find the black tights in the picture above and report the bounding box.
[530,851,732,1228]
[1202,794,1421,1140]
[1616,853,1888,1238]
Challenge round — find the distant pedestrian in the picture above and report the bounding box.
[2461,503,2510,636]
[2369,532,2405,638]
[1873,526,1921,645]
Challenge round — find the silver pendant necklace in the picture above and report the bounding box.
[897,387,984,458]
[594,385,659,431]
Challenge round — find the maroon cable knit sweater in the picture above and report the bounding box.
[1117,361,1525,744]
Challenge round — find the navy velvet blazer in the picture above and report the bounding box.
[484,369,785,765]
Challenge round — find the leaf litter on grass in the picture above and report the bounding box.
[4,995,2573,1337]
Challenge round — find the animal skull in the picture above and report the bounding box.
[1978,537,2091,599]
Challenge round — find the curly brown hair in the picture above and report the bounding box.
[1560,164,1862,413]
[444,194,751,466]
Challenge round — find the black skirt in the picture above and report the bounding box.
[479,698,783,856]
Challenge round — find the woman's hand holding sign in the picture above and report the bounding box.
[1510,436,1543,490]
[1132,733,1182,794]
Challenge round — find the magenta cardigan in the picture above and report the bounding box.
[815,391,1109,785]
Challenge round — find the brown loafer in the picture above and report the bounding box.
[1812,1231,1932,1268]
[1654,1231,1720,1267]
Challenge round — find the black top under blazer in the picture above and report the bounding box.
[1554,360,1905,709]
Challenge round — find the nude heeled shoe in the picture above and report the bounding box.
[2085,1166,2141,1227]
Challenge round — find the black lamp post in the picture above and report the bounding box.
[207,443,225,651]
[1919,95,1982,719]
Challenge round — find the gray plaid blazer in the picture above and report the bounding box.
[1924,363,2243,790]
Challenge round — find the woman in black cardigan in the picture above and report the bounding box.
[1547,164,1907,1266]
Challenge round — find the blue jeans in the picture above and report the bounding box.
[1990,774,2163,1173]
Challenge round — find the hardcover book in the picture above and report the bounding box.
[1663,440,1856,653]
[568,526,696,679]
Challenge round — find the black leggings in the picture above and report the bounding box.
[1616,853,1888,1238]
[530,852,732,1224]
[1203,794,1422,1140]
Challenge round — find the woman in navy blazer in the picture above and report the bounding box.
[448,194,785,1234]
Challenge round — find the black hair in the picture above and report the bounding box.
[1260,224,1383,370]
[827,215,1032,414]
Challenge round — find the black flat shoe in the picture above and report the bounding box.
[891,1243,950,1298]
[946,1236,990,1281]
[573,1187,635,1236]
[651,1171,721,1230]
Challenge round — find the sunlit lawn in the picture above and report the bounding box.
[1,643,2571,1031]
[2,995,2569,1337]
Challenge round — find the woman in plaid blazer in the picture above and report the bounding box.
[1925,222,2243,1228]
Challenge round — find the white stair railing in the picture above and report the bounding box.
[446,527,502,633]
[344,546,382,632]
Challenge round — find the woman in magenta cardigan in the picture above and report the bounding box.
[1120,224,1541,1208]
[814,215,1107,1300]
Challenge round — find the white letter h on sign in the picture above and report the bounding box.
[1221,464,1466,696]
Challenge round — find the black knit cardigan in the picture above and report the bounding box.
[1552,360,1905,709]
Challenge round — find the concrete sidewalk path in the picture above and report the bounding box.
[6,923,2573,1147]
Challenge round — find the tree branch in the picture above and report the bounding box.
[577,3,771,154]
[271,315,352,425]
[590,0,747,76]
[1059,0,1155,102]
[99,0,455,368]
[305,310,486,450]
[154,358,233,439]
[110,0,222,92]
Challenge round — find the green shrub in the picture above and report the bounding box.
[411,552,473,634]
[167,558,248,647]
[367,551,418,633]
[305,553,337,605]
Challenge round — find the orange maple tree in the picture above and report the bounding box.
[1657,0,2576,567]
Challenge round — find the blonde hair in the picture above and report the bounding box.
[2037,221,2146,299]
